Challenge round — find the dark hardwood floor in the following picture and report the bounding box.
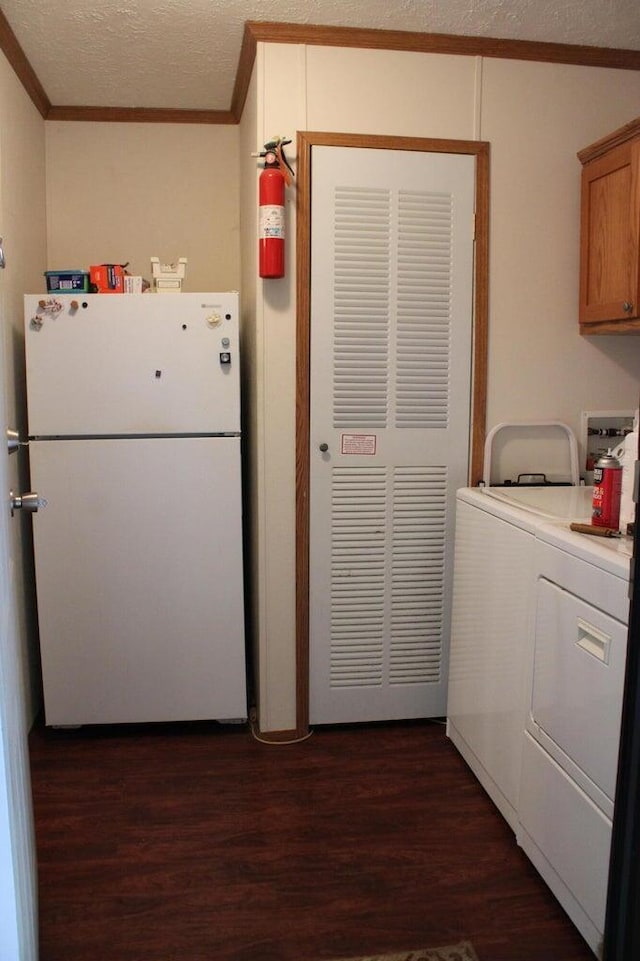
[29,719,594,961]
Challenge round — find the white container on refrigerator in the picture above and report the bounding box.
[24,293,246,726]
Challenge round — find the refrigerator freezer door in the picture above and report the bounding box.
[30,436,246,725]
[24,293,240,436]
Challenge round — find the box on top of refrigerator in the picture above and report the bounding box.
[44,270,89,293]
[90,264,125,293]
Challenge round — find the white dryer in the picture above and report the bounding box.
[517,522,632,958]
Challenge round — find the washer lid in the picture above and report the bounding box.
[480,484,593,519]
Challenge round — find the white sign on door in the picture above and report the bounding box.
[341,433,377,455]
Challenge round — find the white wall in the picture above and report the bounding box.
[245,43,487,732]
[481,58,640,479]
[45,122,241,293]
[249,42,640,730]
[250,44,306,733]
[307,46,480,136]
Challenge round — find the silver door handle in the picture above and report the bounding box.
[7,428,20,454]
[0,238,5,269]
[10,491,46,517]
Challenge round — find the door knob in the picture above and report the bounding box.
[6,428,20,454]
[623,301,634,313]
[10,491,46,517]
[319,443,329,452]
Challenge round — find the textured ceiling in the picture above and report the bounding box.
[1,0,640,111]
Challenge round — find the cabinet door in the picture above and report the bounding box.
[579,138,640,327]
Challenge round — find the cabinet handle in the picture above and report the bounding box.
[623,301,634,313]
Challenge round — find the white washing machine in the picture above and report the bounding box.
[517,521,632,958]
[447,484,594,831]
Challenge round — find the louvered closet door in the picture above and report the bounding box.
[309,145,475,724]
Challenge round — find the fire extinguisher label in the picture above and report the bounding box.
[259,205,285,239]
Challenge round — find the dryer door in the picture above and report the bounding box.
[531,577,627,801]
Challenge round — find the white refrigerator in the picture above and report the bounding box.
[24,292,247,726]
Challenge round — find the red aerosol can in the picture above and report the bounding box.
[592,453,622,529]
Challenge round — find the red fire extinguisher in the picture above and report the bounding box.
[258,138,293,279]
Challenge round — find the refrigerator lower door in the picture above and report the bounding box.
[30,436,246,725]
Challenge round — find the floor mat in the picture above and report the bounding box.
[330,942,480,961]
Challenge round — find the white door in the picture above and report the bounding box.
[0,295,38,958]
[309,146,475,724]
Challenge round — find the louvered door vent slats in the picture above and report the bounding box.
[328,466,447,689]
[332,187,390,429]
[331,186,454,431]
[390,466,446,684]
[329,467,386,687]
[396,190,453,429]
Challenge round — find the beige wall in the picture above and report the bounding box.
[0,49,47,722]
[45,122,240,293]
[307,46,481,136]
[481,58,640,479]
[242,45,303,733]
[245,44,487,732]
[249,43,640,730]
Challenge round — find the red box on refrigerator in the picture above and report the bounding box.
[90,264,125,293]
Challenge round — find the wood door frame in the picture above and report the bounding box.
[295,131,490,735]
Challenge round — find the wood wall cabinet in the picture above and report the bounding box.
[578,117,640,334]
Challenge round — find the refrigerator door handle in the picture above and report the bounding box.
[7,428,21,454]
[10,491,47,517]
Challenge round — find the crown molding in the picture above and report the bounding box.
[1,15,639,125]
[47,106,235,124]
[244,20,640,70]
[0,5,50,118]
[230,21,259,122]
[230,21,640,121]
[577,115,640,164]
